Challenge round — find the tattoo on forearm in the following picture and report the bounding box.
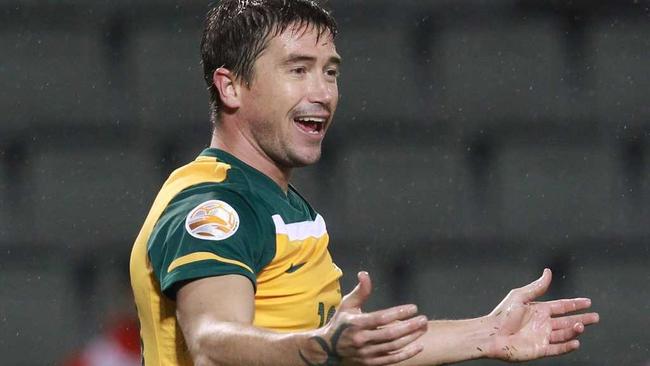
[299,323,352,366]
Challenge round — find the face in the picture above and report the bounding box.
[237,23,340,168]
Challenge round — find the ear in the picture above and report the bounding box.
[213,67,241,110]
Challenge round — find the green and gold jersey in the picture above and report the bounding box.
[130,148,342,366]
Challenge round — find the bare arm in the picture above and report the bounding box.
[176,273,428,366]
[397,269,600,366]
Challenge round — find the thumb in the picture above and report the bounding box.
[520,268,552,303]
[339,271,372,312]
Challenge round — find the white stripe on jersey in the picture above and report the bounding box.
[272,214,327,241]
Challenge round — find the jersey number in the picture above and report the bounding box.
[317,302,336,327]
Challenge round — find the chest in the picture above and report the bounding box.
[253,214,343,331]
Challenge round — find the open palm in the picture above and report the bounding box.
[486,269,599,361]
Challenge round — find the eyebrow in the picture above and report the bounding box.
[283,53,342,66]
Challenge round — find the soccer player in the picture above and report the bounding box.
[130,1,599,365]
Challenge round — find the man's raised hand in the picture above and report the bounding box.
[485,268,599,361]
[300,272,428,366]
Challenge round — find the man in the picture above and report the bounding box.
[130,1,599,365]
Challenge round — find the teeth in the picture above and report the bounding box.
[296,117,326,123]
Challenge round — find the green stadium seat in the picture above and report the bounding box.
[130,25,207,131]
[335,145,469,247]
[24,147,162,247]
[593,22,650,128]
[438,22,575,130]
[0,31,111,130]
[497,145,623,240]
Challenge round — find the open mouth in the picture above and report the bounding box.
[294,116,326,135]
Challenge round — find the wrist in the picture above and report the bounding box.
[419,316,497,364]
[467,315,499,360]
[297,327,327,365]
[476,314,502,359]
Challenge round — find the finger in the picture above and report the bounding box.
[358,315,427,345]
[353,304,419,329]
[359,327,427,357]
[543,339,580,357]
[353,342,424,366]
[339,271,372,311]
[518,268,552,303]
[545,298,592,315]
[549,322,584,343]
[552,312,600,330]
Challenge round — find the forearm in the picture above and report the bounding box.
[188,321,319,366]
[398,317,493,366]
[177,275,429,366]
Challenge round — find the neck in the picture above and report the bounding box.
[210,126,292,193]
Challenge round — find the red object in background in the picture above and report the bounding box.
[62,316,141,366]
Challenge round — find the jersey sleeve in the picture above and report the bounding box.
[147,183,275,298]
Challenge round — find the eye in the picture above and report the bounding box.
[326,68,340,78]
[291,66,307,75]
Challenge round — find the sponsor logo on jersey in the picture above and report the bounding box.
[185,200,240,241]
[285,262,307,274]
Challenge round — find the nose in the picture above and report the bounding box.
[308,73,337,106]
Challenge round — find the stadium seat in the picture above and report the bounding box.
[496,144,621,240]
[25,147,162,247]
[0,164,8,243]
[130,24,208,132]
[335,25,426,125]
[0,30,111,130]
[645,147,650,213]
[335,144,469,246]
[0,267,77,364]
[571,263,649,364]
[437,21,574,129]
[636,146,650,237]
[592,22,650,128]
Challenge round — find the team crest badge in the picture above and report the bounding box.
[185,200,240,241]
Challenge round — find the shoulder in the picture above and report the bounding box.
[159,180,273,242]
[147,181,276,297]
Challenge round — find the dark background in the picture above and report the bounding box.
[0,0,648,364]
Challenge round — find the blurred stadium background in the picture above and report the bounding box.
[0,0,649,364]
